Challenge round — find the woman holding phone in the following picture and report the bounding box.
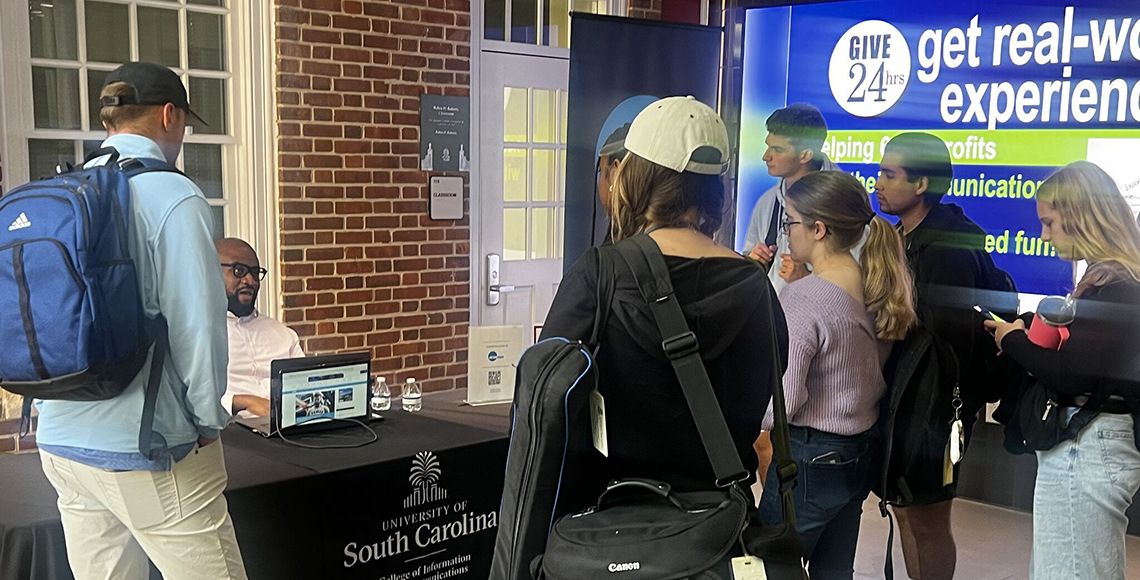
[985,161,1140,580]
[758,170,915,578]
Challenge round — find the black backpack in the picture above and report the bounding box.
[874,323,960,579]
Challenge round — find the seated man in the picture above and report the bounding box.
[217,238,304,418]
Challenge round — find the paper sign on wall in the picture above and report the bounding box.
[466,325,523,406]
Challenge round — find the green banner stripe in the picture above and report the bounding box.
[818,129,1140,166]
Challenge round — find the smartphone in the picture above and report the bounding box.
[973,305,1006,323]
[810,451,844,464]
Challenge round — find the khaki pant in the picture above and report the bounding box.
[40,441,247,580]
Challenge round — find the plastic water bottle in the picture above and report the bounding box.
[370,376,391,413]
[402,378,422,412]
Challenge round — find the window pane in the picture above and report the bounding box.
[87,69,110,131]
[484,0,505,40]
[32,67,81,129]
[556,207,564,258]
[29,0,78,60]
[504,149,527,202]
[511,0,537,44]
[209,205,225,240]
[183,143,223,199]
[559,91,568,144]
[138,7,181,67]
[504,208,526,261]
[533,89,555,143]
[85,2,129,63]
[544,0,569,48]
[83,140,105,162]
[28,139,75,181]
[531,208,554,260]
[188,11,226,71]
[559,149,566,201]
[189,0,225,5]
[533,149,555,201]
[189,76,226,134]
[503,87,527,143]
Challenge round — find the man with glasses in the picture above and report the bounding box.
[217,238,303,418]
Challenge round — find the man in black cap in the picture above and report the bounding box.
[35,62,246,579]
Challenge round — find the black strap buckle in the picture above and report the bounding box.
[662,331,699,361]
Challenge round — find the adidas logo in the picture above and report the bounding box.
[8,213,31,231]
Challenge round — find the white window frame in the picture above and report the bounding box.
[0,0,281,318]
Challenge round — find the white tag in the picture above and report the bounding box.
[590,389,609,457]
[949,419,964,465]
[731,556,768,580]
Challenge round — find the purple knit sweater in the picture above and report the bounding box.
[763,275,890,436]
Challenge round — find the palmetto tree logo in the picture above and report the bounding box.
[405,451,448,508]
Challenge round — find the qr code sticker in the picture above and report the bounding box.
[488,370,502,386]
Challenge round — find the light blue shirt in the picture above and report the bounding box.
[37,134,230,471]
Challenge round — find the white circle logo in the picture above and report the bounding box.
[829,20,911,118]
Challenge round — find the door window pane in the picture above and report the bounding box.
[184,143,224,199]
[138,7,181,67]
[556,207,564,258]
[531,208,555,259]
[559,91,568,144]
[504,208,526,261]
[189,0,225,5]
[484,0,505,41]
[533,150,555,201]
[85,2,130,63]
[504,149,527,202]
[32,67,81,129]
[29,0,78,60]
[532,89,555,144]
[87,69,110,131]
[189,76,226,134]
[188,11,226,71]
[511,0,537,44]
[83,139,105,162]
[503,87,527,143]
[28,139,75,181]
[559,149,566,201]
[544,0,569,48]
[209,205,225,239]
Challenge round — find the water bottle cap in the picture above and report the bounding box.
[406,378,415,383]
[376,376,386,382]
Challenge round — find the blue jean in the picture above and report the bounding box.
[1033,410,1140,580]
[760,426,879,580]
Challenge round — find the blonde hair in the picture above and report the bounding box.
[786,171,916,340]
[99,82,159,130]
[1037,161,1140,296]
[609,153,724,241]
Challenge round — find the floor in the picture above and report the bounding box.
[849,497,1140,579]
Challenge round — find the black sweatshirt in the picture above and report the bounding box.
[1002,277,1140,401]
[540,250,788,493]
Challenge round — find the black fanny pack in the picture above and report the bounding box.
[1005,382,1099,454]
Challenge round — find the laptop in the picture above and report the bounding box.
[236,352,372,437]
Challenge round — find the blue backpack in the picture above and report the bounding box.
[0,147,175,455]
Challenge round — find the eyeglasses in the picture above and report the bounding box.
[220,262,267,281]
[780,219,802,234]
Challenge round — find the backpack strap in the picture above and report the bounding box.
[589,246,616,352]
[120,157,186,179]
[612,235,749,487]
[139,316,170,461]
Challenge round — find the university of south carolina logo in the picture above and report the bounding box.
[404,451,449,508]
[829,20,911,118]
[609,562,641,573]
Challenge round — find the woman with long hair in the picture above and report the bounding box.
[541,97,787,502]
[757,170,915,579]
[986,161,1140,580]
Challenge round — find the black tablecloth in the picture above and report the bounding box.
[0,391,511,580]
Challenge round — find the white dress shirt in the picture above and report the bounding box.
[223,309,304,417]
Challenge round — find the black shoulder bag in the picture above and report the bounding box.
[538,235,807,579]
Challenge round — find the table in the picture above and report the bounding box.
[0,391,512,580]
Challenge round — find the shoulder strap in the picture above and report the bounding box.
[613,235,748,486]
[121,157,186,179]
[758,268,800,527]
[589,246,616,350]
[139,317,170,461]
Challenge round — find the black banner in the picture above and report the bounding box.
[562,14,723,271]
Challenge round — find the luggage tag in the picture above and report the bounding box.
[949,418,965,465]
[943,442,954,486]
[731,556,768,580]
[590,389,609,457]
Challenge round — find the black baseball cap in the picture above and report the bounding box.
[100,62,207,126]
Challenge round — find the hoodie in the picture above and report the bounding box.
[541,245,789,493]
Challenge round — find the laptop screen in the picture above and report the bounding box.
[279,362,370,428]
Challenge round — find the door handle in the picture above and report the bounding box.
[488,254,508,305]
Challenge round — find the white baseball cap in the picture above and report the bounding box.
[624,96,729,175]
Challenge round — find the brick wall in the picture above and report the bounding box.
[629,0,663,20]
[274,0,472,393]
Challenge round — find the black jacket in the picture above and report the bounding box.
[903,203,1018,417]
[541,249,788,493]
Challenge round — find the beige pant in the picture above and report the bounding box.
[40,441,247,580]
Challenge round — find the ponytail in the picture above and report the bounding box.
[861,216,916,341]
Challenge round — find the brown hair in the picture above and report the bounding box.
[1037,161,1140,296]
[99,82,159,130]
[786,171,916,340]
[609,153,725,241]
